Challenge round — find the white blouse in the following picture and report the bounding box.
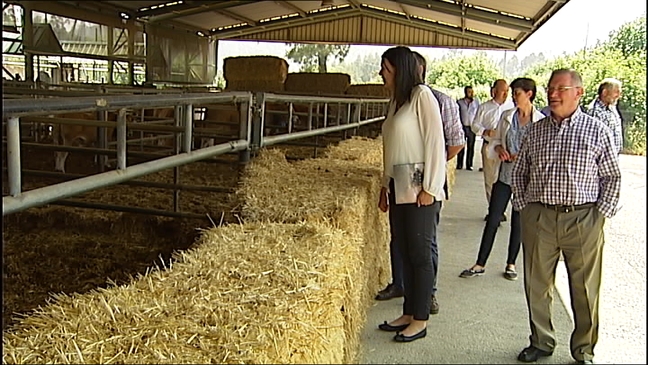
[382,85,446,200]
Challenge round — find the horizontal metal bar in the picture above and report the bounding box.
[52,199,206,220]
[262,116,384,146]
[264,93,389,104]
[2,92,254,117]
[17,142,168,159]
[14,169,234,193]
[3,139,248,215]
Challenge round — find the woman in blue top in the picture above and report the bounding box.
[459,77,546,280]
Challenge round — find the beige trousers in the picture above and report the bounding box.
[521,203,605,362]
[481,142,500,203]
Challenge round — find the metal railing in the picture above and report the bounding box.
[2,91,389,216]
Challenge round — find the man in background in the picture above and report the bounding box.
[457,86,480,171]
[587,78,624,153]
[471,79,513,221]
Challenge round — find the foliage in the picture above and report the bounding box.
[605,14,646,58]
[285,43,350,73]
[426,52,502,89]
[331,52,382,83]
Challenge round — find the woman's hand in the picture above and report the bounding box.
[417,190,434,207]
[495,145,511,162]
[378,187,389,212]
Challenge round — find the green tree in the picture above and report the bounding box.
[285,43,350,73]
[426,52,502,89]
[605,14,646,58]
[331,52,382,83]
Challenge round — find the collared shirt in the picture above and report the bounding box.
[429,88,465,147]
[511,108,621,218]
[499,112,531,185]
[471,99,514,142]
[457,97,480,127]
[540,106,551,116]
[587,98,623,153]
[382,85,446,200]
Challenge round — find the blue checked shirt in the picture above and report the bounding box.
[511,108,621,218]
[429,88,465,147]
[587,98,623,153]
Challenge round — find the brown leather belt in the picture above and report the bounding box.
[538,202,596,213]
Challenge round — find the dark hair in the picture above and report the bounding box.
[412,51,426,78]
[381,46,423,110]
[510,77,537,102]
[464,86,473,94]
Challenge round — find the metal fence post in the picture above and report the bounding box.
[7,117,22,196]
[238,101,251,164]
[116,108,127,170]
[184,103,193,153]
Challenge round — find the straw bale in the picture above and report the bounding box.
[446,155,457,198]
[323,136,383,168]
[223,56,288,82]
[235,147,391,362]
[225,80,285,92]
[284,73,351,95]
[2,222,355,364]
[345,84,390,98]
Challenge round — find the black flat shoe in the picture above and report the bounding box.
[393,328,427,342]
[378,321,409,332]
[517,345,553,362]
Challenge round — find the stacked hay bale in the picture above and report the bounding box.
[2,222,351,364]
[223,56,288,92]
[345,83,390,98]
[3,138,391,364]
[284,72,350,95]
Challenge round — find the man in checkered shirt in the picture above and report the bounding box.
[587,78,624,153]
[511,69,621,365]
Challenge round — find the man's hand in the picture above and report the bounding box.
[378,187,389,212]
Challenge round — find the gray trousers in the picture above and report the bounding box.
[521,202,605,362]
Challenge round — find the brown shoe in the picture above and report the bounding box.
[375,283,404,301]
[430,295,439,315]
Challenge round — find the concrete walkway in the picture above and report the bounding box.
[360,147,646,364]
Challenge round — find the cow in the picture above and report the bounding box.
[52,111,132,173]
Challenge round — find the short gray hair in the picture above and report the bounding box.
[597,78,622,95]
[549,68,583,87]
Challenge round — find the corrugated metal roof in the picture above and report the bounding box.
[16,0,571,50]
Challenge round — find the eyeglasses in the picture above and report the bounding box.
[547,86,579,93]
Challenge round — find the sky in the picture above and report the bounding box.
[216,0,647,72]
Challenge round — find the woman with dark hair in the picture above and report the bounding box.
[376,46,446,343]
[459,77,546,281]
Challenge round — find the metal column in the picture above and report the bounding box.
[7,117,22,196]
[23,5,34,82]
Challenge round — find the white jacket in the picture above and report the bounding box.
[487,107,546,160]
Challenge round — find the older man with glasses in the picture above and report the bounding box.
[512,69,621,365]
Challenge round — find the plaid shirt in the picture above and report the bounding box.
[429,87,465,147]
[587,98,623,153]
[511,108,621,218]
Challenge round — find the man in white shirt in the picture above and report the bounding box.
[471,79,513,221]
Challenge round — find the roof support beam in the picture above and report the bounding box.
[144,1,256,22]
[276,1,306,17]
[216,8,257,27]
[397,0,534,32]
[213,6,515,49]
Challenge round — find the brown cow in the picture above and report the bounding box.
[52,111,131,173]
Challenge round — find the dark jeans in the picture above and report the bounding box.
[457,126,476,169]
[476,180,521,266]
[388,180,440,320]
[390,203,440,295]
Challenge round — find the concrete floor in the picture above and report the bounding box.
[359,147,646,364]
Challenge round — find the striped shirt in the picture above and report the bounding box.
[430,88,465,147]
[587,98,623,153]
[511,108,621,218]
